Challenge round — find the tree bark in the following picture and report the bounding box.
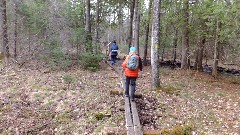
[1,0,10,65]
[133,0,140,55]
[94,0,100,53]
[173,29,178,63]
[85,0,91,34]
[94,0,100,42]
[127,0,135,53]
[181,0,190,69]
[14,2,18,59]
[143,0,152,66]
[151,0,161,88]
[194,38,205,71]
[85,0,92,51]
[118,1,123,45]
[194,16,207,71]
[212,20,220,78]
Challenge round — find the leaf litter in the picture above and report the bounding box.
[0,61,239,134]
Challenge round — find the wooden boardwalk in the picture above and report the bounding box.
[108,62,143,135]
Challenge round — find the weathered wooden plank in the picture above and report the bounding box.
[107,62,122,74]
[134,127,143,135]
[131,101,143,135]
[125,97,133,127]
[107,61,143,135]
[125,97,134,135]
[131,101,141,126]
[127,127,134,135]
[120,64,134,135]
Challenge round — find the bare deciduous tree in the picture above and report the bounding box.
[143,0,152,66]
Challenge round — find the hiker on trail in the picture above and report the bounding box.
[122,47,142,101]
[110,40,118,65]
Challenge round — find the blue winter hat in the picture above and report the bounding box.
[130,47,136,52]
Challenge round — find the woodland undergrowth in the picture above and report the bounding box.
[0,59,239,135]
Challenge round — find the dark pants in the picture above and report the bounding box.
[111,55,117,64]
[125,76,137,100]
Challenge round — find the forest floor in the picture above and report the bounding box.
[0,58,239,135]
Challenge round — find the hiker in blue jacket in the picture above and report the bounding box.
[110,40,118,65]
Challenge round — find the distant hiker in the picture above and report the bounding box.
[122,47,142,101]
[110,40,118,65]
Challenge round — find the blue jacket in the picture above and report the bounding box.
[111,43,118,56]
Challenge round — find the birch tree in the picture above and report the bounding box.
[143,0,152,66]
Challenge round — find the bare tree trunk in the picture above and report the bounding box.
[194,17,207,71]
[173,29,178,62]
[151,0,161,88]
[1,0,10,65]
[212,20,219,78]
[94,0,100,43]
[85,0,92,51]
[181,0,190,69]
[127,0,135,53]
[133,0,140,55]
[118,1,123,45]
[85,0,91,35]
[194,38,205,71]
[82,0,85,26]
[14,1,18,59]
[94,0,100,53]
[143,0,152,66]
[0,3,2,55]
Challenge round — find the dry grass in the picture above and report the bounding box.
[0,60,239,134]
[137,66,239,134]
